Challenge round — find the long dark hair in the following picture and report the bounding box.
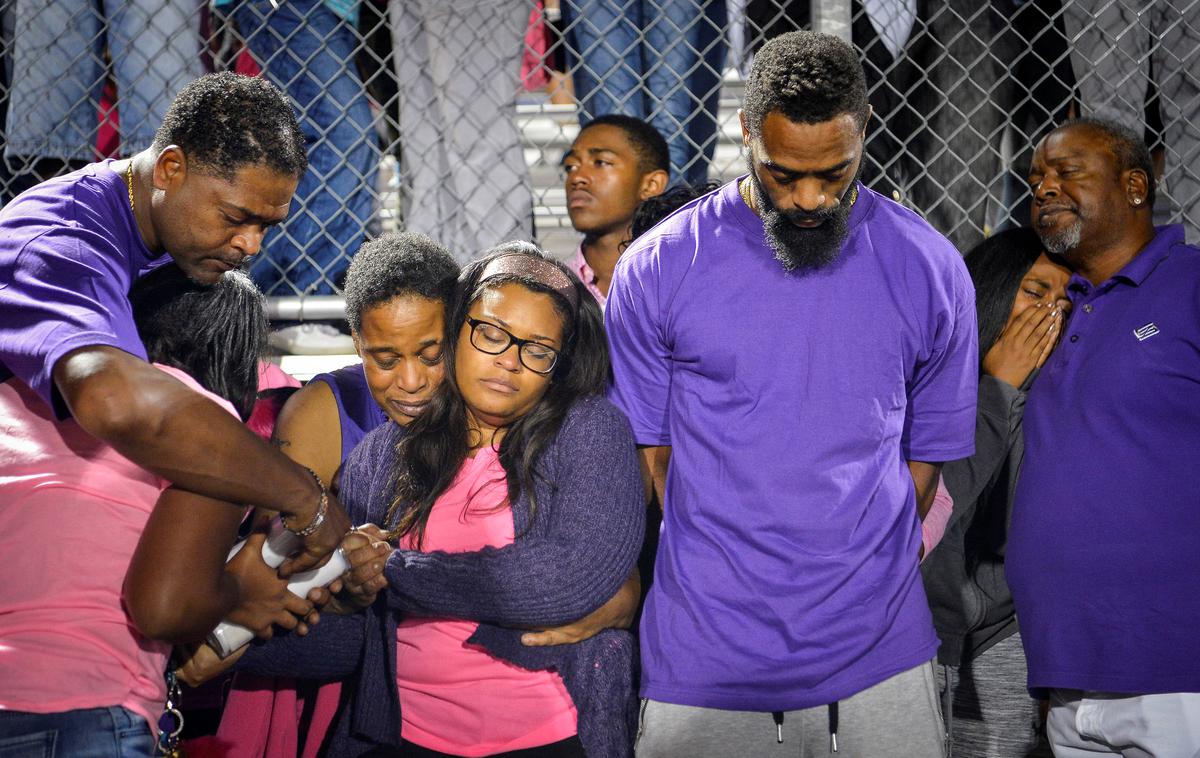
[386,242,609,547]
[964,227,1048,358]
[129,263,268,420]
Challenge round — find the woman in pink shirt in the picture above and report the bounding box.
[0,264,311,756]
[208,243,644,758]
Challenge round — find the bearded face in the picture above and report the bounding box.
[747,158,858,272]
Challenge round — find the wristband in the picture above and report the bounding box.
[284,467,328,538]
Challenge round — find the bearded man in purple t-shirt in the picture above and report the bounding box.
[0,74,350,577]
[605,31,977,756]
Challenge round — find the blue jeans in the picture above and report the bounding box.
[563,0,728,187]
[234,0,380,296]
[0,706,154,757]
[4,0,203,161]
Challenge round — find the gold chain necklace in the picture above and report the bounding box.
[738,175,756,214]
[125,161,135,213]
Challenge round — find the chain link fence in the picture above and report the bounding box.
[0,0,1195,305]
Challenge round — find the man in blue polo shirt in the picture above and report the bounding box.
[606,31,977,755]
[1008,119,1200,755]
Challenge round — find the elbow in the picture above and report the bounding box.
[123,581,218,645]
[124,592,192,644]
[56,350,170,446]
[74,380,168,446]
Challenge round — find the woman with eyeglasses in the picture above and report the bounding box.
[219,242,645,758]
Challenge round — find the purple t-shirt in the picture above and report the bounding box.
[310,363,389,463]
[1007,225,1200,695]
[605,180,977,711]
[0,160,165,415]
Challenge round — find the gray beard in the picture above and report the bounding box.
[747,163,854,272]
[1039,217,1083,256]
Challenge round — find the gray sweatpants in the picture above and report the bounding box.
[936,633,1052,758]
[635,661,946,758]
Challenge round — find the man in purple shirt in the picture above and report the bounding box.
[1008,119,1200,755]
[0,73,349,574]
[605,31,976,756]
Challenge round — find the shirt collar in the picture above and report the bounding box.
[1067,224,1185,297]
[103,158,159,267]
[570,243,606,307]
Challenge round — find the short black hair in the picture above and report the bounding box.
[578,114,670,174]
[743,31,870,135]
[1056,117,1157,207]
[627,182,720,243]
[343,231,460,333]
[964,227,1047,359]
[130,263,268,421]
[153,72,307,181]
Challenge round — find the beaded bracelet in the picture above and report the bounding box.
[284,467,329,538]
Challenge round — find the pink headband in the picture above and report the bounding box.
[478,253,579,309]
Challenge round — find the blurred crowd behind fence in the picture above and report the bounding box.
[0,0,1195,306]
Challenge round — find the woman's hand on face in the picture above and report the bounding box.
[174,641,243,688]
[226,532,318,639]
[982,301,1064,388]
[327,524,394,614]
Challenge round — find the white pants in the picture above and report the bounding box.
[1048,689,1200,758]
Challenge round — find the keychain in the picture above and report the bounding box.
[156,668,185,757]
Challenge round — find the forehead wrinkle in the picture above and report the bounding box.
[763,157,853,177]
[221,201,282,223]
[364,333,441,354]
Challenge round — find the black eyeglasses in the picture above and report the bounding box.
[465,317,560,375]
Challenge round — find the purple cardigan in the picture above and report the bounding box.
[238,394,645,757]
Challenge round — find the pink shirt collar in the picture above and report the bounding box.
[570,244,607,310]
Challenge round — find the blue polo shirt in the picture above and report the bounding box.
[606,180,977,710]
[1008,225,1200,695]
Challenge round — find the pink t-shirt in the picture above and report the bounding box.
[395,446,578,756]
[920,476,955,562]
[0,365,237,730]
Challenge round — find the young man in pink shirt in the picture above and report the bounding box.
[562,115,669,308]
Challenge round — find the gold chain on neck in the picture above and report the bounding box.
[125,161,135,214]
[739,175,756,214]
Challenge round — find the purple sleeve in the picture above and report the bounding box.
[0,227,144,413]
[604,244,672,446]
[382,398,645,628]
[235,610,367,680]
[902,257,978,462]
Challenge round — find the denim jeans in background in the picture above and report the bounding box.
[232,0,380,296]
[0,705,155,757]
[4,0,203,161]
[563,0,728,187]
